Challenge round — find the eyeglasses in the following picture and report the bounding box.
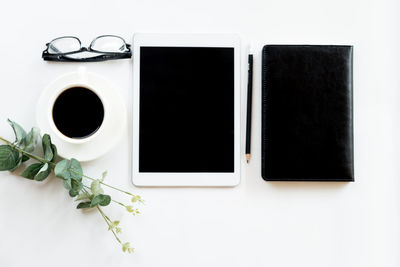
[42,35,132,62]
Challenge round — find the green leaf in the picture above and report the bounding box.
[50,144,58,163]
[9,156,22,172]
[122,242,134,253]
[131,195,143,203]
[55,160,68,178]
[76,192,91,201]
[98,195,111,206]
[126,205,134,213]
[90,194,103,206]
[0,145,20,171]
[90,179,104,196]
[42,134,53,162]
[77,202,91,209]
[122,242,129,252]
[101,170,107,182]
[69,179,83,197]
[21,163,43,179]
[108,220,120,230]
[90,194,111,207]
[24,127,40,152]
[7,119,26,145]
[34,163,51,181]
[69,159,82,180]
[63,178,72,190]
[21,155,30,162]
[55,158,82,181]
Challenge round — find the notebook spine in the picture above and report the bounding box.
[261,46,268,180]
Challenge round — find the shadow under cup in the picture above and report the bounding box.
[52,86,104,139]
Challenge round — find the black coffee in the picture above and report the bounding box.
[52,87,104,139]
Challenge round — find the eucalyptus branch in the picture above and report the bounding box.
[0,119,142,253]
[0,135,138,199]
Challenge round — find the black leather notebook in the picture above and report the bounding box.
[262,45,354,181]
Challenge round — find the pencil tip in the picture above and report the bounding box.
[246,154,251,163]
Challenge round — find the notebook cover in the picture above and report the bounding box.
[262,45,354,181]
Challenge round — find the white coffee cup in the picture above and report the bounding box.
[37,67,126,161]
[46,67,108,145]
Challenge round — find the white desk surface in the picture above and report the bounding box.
[0,0,399,266]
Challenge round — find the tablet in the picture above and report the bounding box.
[132,33,241,186]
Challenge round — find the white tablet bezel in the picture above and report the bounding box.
[132,33,241,187]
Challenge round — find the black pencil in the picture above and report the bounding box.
[246,54,253,163]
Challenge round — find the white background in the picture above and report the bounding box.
[0,0,399,266]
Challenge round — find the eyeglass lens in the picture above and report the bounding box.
[48,36,127,54]
[48,37,81,54]
[90,36,127,53]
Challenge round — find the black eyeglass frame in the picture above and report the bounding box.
[42,35,132,62]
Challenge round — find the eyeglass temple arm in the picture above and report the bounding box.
[42,51,132,62]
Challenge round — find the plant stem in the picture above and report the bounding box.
[112,199,126,207]
[69,168,133,197]
[83,175,133,196]
[0,136,12,145]
[102,210,112,224]
[97,206,121,244]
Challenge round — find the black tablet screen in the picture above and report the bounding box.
[139,47,234,172]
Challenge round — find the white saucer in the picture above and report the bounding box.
[36,69,127,162]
